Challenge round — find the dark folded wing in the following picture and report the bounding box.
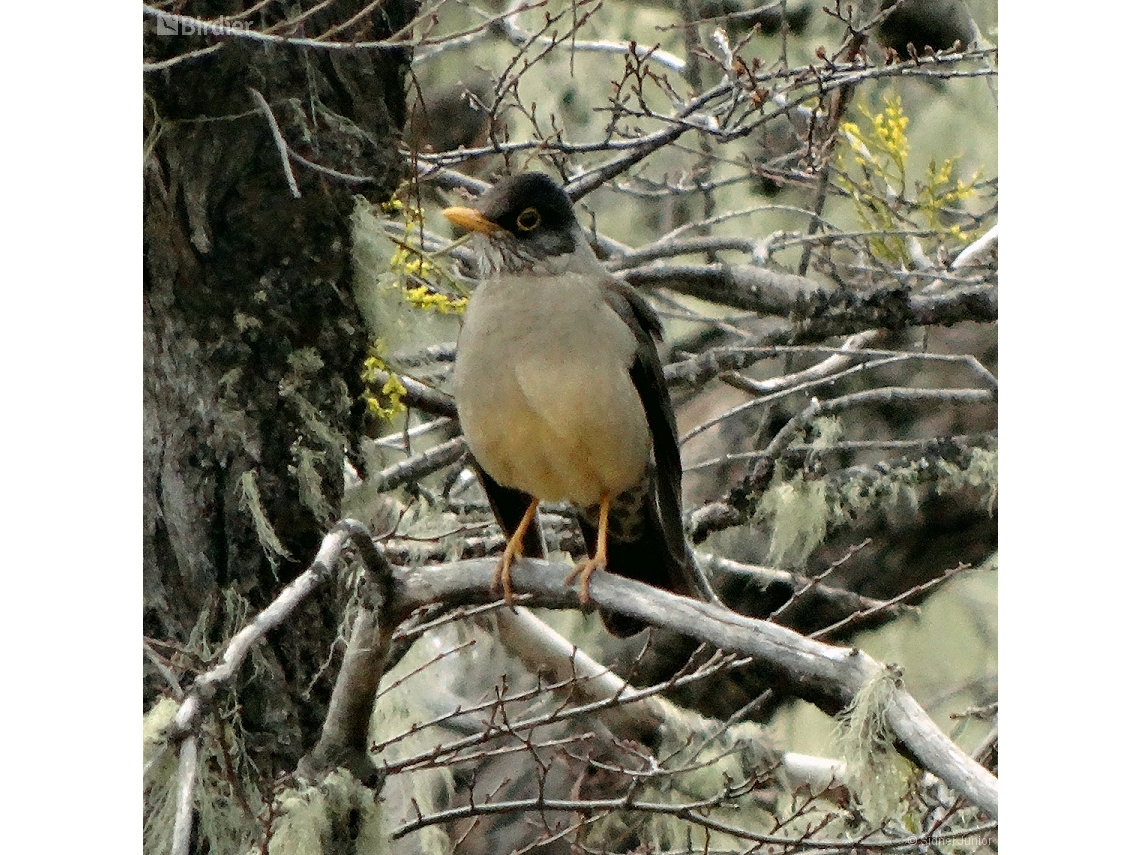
[601,281,688,563]
[576,281,712,635]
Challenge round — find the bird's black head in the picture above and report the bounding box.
[476,172,579,254]
[443,172,583,272]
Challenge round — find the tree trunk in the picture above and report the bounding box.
[143,0,417,781]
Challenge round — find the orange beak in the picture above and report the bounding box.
[442,206,500,235]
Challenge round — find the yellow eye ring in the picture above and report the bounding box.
[516,207,541,232]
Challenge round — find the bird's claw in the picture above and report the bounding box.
[565,555,604,606]
[493,549,518,610]
[493,497,540,612]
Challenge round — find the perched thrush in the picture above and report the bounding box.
[445,173,711,635]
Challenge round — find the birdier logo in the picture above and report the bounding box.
[154,13,253,36]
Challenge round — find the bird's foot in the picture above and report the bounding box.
[564,555,605,606]
[494,497,540,610]
[566,494,611,606]
[492,548,519,608]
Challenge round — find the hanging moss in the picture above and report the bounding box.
[239,469,293,569]
[264,769,388,855]
[758,475,833,568]
[832,668,917,826]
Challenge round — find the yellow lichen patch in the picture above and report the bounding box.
[837,93,981,264]
[381,191,469,315]
[360,346,408,422]
[402,283,468,315]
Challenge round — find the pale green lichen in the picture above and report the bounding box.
[833,668,917,825]
[239,469,292,570]
[143,699,181,855]
[935,447,998,513]
[292,443,334,522]
[812,415,845,448]
[758,475,832,568]
[143,690,265,855]
[264,769,387,855]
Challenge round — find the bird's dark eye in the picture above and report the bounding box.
[516,207,541,232]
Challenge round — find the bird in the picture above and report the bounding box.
[695,1,813,39]
[405,75,496,157]
[444,172,712,636]
[875,0,977,58]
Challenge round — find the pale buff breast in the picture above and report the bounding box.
[454,272,651,506]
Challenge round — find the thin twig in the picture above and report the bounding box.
[143,43,224,72]
[287,149,378,185]
[393,785,995,846]
[687,431,996,472]
[810,562,976,640]
[144,639,184,698]
[247,87,300,199]
[924,222,999,292]
[500,0,686,71]
[700,552,903,621]
[768,538,872,622]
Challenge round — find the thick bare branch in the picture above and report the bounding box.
[695,424,996,544]
[146,2,997,849]
[170,737,199,855]
[297,605,393,785]
[624,262,997,328]
[386,557,998,817]
[371,435,468,494]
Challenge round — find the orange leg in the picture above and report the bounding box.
[494,496,541,607]
[564,494,610,605]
